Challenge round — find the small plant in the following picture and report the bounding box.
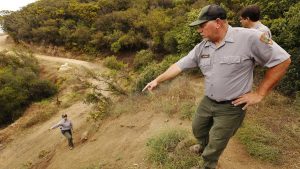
[85,92,111,121]
[179,101,196,120]
[236,122,281,163]
[21,101,58,128]
[133,50,154,71]
[103,55,127,70]
[20,161,33,169]
[38,150,50,159]
[146,129,202,168]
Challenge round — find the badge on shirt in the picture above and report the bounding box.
[260,33,273,45]
[201,54,210,58]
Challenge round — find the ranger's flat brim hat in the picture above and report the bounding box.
[189,4,227,27]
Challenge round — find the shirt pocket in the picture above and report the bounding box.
[219,56,243,77]
[199,58,212,75]
[220,56,241,64]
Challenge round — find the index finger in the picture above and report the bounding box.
[142,84,150,92]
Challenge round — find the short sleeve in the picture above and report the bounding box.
[250,33,290,68]
[176,44,201,70]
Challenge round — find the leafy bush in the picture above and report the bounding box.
[0,51,57,125]
[103,55,127,70]
[28,80,58,101]
[133,49,154,71]
[167,9,201,53]
[85,92,111,121]
[133,54,182,92]
[2,0,196,53]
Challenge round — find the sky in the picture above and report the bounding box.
[0,0,36,33]
[0,0,36,11]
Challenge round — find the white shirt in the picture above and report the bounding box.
[51,119,73,131]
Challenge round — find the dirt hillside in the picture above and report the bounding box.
[0,35,283,169]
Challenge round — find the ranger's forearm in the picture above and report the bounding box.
[257,58,291,97]
[155,64,182,84]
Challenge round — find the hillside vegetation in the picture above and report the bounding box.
[0,50,57,126]
[1,0,299,97]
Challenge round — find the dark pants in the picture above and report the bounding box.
[61,130,74,147]
[192,96,245,169]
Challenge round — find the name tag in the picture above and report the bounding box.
[201,54,210,58]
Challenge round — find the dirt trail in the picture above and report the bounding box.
[0,34,281,169]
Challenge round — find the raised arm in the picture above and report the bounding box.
[142,64,182,92]
[50,121,62,130]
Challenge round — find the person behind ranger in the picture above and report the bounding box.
[239,5,272,38]
[143,4,291,169]
[49,114,74,150]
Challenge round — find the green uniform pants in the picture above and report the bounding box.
[192,96,245,169]
[62,130,74,147]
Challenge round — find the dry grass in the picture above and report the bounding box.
[236,91,300,166]
[146,129,203,169]
[112,75,202,119]
[16,41,98,61]
[21,100,59,128]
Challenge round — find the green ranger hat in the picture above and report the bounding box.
[189,4,227,27]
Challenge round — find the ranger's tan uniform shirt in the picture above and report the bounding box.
[251,21,272,38]
[176,26,290,102]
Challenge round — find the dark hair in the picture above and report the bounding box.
[240,5,260,22]
[62,114,67,118]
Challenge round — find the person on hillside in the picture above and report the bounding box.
[49,114,74,150]
[143,4,291,169]
[239,5,272,38]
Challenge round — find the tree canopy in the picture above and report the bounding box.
[2,0,299,96]
[0,51,57,126]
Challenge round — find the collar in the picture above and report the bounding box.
[204,25,235,47]
[251,21,262,29]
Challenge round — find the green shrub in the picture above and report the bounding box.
[133,49,154,71]
[163,31,178,53]
[103,55,127,70]
[147,129,188,164]
[0,51,57,125]
[146,129,202,168]
[110,41,122,53]
[134,54,182,92]
[29,80,58,101]
[179,101,196,120]
[85,92,111,121]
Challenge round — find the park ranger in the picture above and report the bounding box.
[239,5,272,38]
[143,4,291,169]
[49,114,74,150]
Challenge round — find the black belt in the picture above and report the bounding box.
[206,96,234,104]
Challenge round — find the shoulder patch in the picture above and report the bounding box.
[260,33,273,45]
